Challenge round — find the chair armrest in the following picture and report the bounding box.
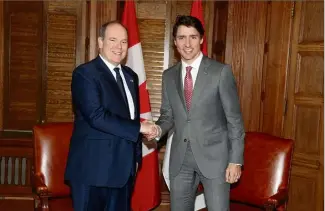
[264,189,288,210]
[33,173,49,196]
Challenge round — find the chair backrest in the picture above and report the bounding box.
[230,132,294,206]
[33,122,73,197]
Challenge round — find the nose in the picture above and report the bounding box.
[185,38,190,47]
[116,41,122,49]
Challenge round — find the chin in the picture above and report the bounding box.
[182,55,195,60]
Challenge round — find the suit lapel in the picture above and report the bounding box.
[190,56,211,111]
[95,57,131,114]
[95,56,117,84]
[174,63,187,112]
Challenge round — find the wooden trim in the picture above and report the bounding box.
[3,1,9,130]
[40,1,48,124]
[76,1,87,66]
[88,0,97,61]
[0,1,3,130]
[205,1,215,58]
[164,0,172,70]
[168,0,177,67]
[111,0,117,20]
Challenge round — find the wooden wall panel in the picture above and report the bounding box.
[44,1,82,122]
[298,1,324,43]
[260,2,293,136]
[0,1,3,130]
[96,0,117,30]
[283,1,324,211]
[288,167,319,211]
[225,1,267,132]
[170,1,191,64]
[3,1,43,130]
[212,1,228,63]
[88,0,117,60]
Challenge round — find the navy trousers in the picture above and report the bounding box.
[70,176,134,211]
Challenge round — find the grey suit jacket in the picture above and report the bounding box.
[156,56,245,180]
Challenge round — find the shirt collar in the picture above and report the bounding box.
[99,54,122,72]
[181,52,203,70]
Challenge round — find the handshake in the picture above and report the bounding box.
[140,121,160,141]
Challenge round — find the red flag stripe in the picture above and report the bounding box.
[122,1,140,48]
[190,0,208,56]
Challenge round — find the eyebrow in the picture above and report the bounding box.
[177,34,199,38]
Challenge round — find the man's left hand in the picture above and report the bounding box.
[225,163,241,184]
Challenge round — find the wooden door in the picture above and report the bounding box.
[283,1,324,211]
[3,1,44,131]
[225,1,268,132]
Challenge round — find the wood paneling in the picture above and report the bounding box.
[88,0,117,60]
[212,1,228,63]
[3,1,43,130]
[0,1,3,131]
[283,1,324,211]
[260,2,293,136]
[44,1,82,123]
[225,1,267,132]
[0,136,33,195]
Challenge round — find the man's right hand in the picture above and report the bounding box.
[140,121,160,141]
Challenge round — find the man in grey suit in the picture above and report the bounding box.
[146,16,245,211]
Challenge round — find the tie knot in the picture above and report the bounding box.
[113,67,120,74]
[186,66,192,73]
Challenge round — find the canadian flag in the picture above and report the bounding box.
[162,0,208,210]
[121,1,161,211]
[190,0,208,56]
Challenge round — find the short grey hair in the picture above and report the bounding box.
[98,20,128,39]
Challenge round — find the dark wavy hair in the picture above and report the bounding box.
[172,15,205,38]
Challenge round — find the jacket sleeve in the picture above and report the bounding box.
[71,68,140,142]
[155,72,174,137]
[219,65,245,164]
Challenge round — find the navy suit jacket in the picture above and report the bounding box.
[65,56,142,188]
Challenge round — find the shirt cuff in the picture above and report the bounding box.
[230,163,242,166]
[154,125,162,141]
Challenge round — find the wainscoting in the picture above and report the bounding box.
[0,134,35,211]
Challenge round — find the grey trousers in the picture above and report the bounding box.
[170,142,230,211]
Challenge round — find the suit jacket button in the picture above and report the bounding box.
[184,139,187,142]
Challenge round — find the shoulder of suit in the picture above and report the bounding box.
[162,61,181,76]
[203,56,228,69]
[73,58,94,73]
[121,65,138,79]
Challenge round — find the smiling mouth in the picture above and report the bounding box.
[112,51,122,56]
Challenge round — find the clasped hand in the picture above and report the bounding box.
[140,120,159,141]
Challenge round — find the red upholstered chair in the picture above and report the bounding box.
[33,122,74,211]
[197,132,294,211]
[229,132,294,211]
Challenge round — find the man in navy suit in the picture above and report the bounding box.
[65,21,156,211]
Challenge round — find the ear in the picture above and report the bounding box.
[174,39,177,46]
[98,37,103,49]
[200,37,203,45]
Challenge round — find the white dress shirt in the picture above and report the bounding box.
[99,54,135,120]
